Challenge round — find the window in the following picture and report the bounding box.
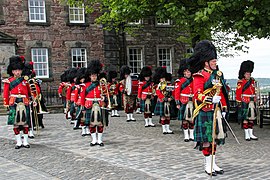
[158,48,172,73]
[127,47,143,74]
[156,18,172,26]
[28,0,46,23]
[69,4,85,23]
[71,48,87,68]
[128,20,142,25]
[31,48,49,78]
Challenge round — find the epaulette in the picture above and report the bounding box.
[175,79,180,82]
[193,72,204,77]
[2,79,10,83]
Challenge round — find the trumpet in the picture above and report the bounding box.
[99,78,112,109]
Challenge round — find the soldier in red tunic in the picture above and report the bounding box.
[189,40,229,176]
[236,60,258,141]
[175,59,194,142]
[2,56,31,149]
[65,68,78,122]
[81,60,108,146]
[154,67,174,134]
[138,66,155,127]
[108,70,120,117]
[58,70,69,114]
[119,66,136,121]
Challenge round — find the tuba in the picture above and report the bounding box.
[99,78,112,109]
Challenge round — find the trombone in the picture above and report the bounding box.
[99,78,112,110]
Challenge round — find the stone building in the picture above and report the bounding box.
[0,0,188,90]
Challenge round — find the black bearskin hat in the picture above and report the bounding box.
[178,58,191,77]
[139,66,152,81]
[238,60,254,79]
[22,61,35,78]
[99,72,107,79]
[153,67,167,84]
[189,40,217,74]
[166,72,172,82]
[60,69,69,82]
[120,65,131,80]
[67,68,78,83]
[75,67,86,84]
[86,60,103,78]
[7,56,25,76]
[108,70,117,83]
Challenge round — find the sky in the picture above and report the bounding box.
[218,38,270,79]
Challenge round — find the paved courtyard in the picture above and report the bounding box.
[0,112,270,180]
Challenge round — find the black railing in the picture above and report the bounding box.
[42,88,62,106]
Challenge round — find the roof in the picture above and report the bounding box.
[0,32,17,43]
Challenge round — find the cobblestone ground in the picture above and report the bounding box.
[0,111,270,180]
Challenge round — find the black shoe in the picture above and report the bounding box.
[28,136,35,139]
[23,144,30,148]
[40,124,45,129]
[215,169,224,174]
[73,127,80,130]
[246,138,251,141]
[90,142,97,146]
[126,119,131,122]
[98,143,104,146]
[15,145,22,149]
[115,114,120,117]
[167,132,174,134]
[189,138,194,141]
[184,139,190,142]
[250,137,258,140]
[163,132,167,135]
[205,170,217,176]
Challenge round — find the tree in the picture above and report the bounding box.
[63,0,270,56]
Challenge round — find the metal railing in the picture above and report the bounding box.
[42,88,62,106]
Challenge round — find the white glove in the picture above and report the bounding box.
[212,95,221,103]
[222,112,226,118]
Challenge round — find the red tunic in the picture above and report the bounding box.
[2,77,31,106]
[193,69,227,111]
[235,78,256,103]
[81,82,102,108]
[66,83,75,101]
[137,81,154,100]
[174,77,193,105]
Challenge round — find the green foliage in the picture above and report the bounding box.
[60,0,270,56]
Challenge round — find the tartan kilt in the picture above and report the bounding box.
[70,101,76,115]
[7,104,30,126]
[85,108,92,125]
[154,100,164,116]
[177,103,187,121]
[140,100,146,112]
[194,110,226,145]
[75,106,82,119]
[239,101,251,121]
[84,104,108,126]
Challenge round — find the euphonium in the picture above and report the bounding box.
[99,78,112,109]
[158,81,167,96]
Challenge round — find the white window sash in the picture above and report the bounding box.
[157,48,172,73]
[128,19,142,25]
[69,5,85,23]
[127,47,144,74]
[156,19,171,26]
[28,0,46,23]
[31,48,49,78]
[71,48,87,68]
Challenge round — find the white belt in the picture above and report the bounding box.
[10,94,26,98]
[242,94,255,97]
[85,98,101,101]
[142,92,152,95]
[180,94,193,97]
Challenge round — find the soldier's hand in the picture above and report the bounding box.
[58,94,62,98]
[33,101,37,107]
[168,98,172,102]
[177,104,181,109]
[4,105,9,108]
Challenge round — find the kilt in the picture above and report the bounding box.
[239,101,255,121]
[84,103,108,126]
[75,105,82,119]
[177,103,187,121]
[194,110,226,146]
[140,98,153,113]
[8,101,30,126]
[154,100,169,116]
[70,101,76,115]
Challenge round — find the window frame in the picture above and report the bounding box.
[69,4,85,24]
[31,48,49,78]
[157,47,173,73]
[127,46,144,74]
[28,0,47,23]
[71,48,87,68]
[128,19,142,25]
[156,18,172,26]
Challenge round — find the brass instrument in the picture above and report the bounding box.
[255,80,262,125]
[99,78,112,109]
